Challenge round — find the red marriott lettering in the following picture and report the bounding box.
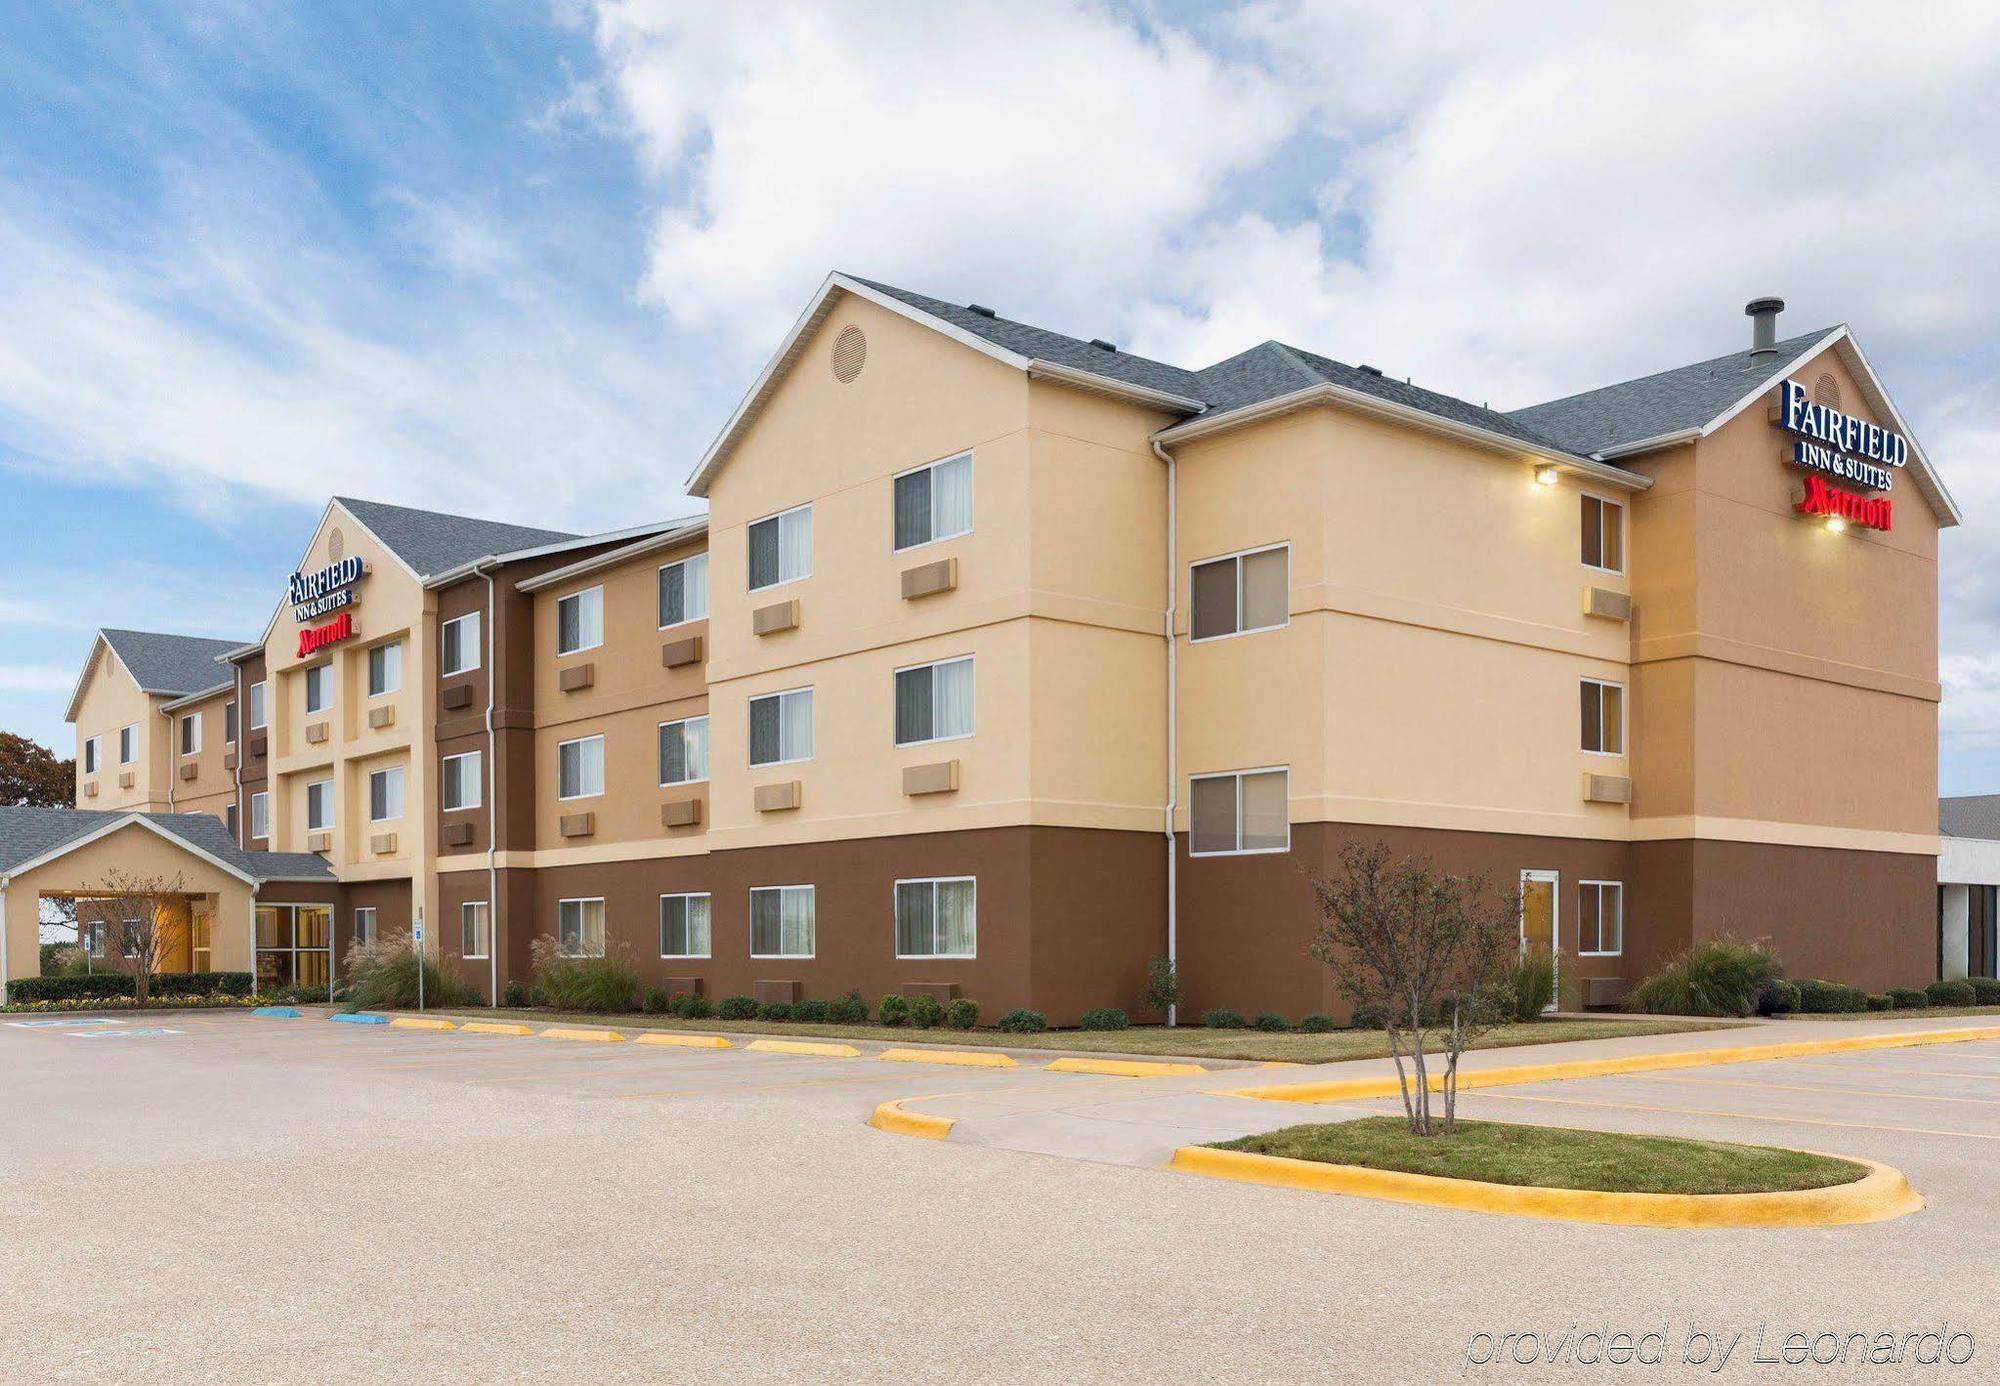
[1797,473,1892,532]
[297,611,353,658]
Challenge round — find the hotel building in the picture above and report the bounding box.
[17,277,1957,1019]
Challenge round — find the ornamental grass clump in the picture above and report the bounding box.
[528,936,640,1013]
[343,931,476,1011]
[1628,936,1780,1018]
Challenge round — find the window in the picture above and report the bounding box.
[304,663,332,714]
[747,504,812,590]
[461,901,490,960]
[224,701,237,745]
[1189,768,1290,855]
[894,657,974,745]
[83,737,100,774]
[658,717,710,786]
[248,680,267,730]
[895,877,976,958]
[119,724,137,764]
[354,907,377,950]
[441,611,481,676]
[249,791,269,839]
[179,712,201,756]
[1581,678,1625,755]
[894,451,973,550]
[659,893,711,958]
[85,920,106,958]
[1577,882,1624,956]
[750,885,815,958]
[748,689,813,766]
[306,779,333,832]
[557,586,603,655]
[368,765,405,822]
[367,641,403,697]
[1582,495,1624,573]
[122,921,140,959]
[558,898,606,958]
[557,735,604,799]
[226,803,238,839]
[441,750,482,811]
[1190,545,1289,641]
[658,553,709,628]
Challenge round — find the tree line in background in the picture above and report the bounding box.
[1,732,72,808]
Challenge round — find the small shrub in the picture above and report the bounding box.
[1926,978,1978,1009]
[878,995,910,1027]
[1507,951,1556,1021]
[1299,1013,1335,1033]
[502,980,527,1008]
[1080,1006,1129,1031]
[1866,993,1894,1011]
[910,995,946,1029]
[1886,987,1929,1010]
[1145,957,1182,1017]
[793,998,830,1023]
[946,998,979,1030]
[1202,1007,1245,1029]
[759,1001,795,1022]
[1755,980,1801,1016]
[997,1007,1046,1034]
[718,995,757,1021]
[641,987,671,1014]
[526,986,547,1007]
[1968,977,2000,1006]
[1628,936,1780,1018]
[1795,978,1869,1013]
[1347,1003,1385,1030]
[529,937,641,1013]
[1253,1012,1288,1032]
[828,990,869,1023]
[670,992,714,1020]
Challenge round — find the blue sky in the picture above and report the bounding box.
[4,1,1999,791]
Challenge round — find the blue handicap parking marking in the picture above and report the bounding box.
[66,1027,182,1038]
[9,1018,130,1029]
[328,1012,390,1025]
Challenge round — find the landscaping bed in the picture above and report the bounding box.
[1209,1117,1866,1194]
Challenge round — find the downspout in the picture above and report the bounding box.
[232,664,244,846]
[163,707,176,813]
[482,564,499,1008]
[1151,437,1179,1025]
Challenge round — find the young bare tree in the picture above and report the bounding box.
[1307,842,1521,1135]
[76,869,190,1006]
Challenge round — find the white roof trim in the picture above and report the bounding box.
[1024,358,1204,413]
[158,682,232,714]
[4,813,259,887]
[63,632,129,726]
[421,519,694,590]
[515,519,709,594]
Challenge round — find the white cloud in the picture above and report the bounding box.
[0,666,75,695]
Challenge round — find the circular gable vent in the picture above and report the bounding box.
[328,527,345,562]
[1813,373,1842,409]
[831,324,867,383]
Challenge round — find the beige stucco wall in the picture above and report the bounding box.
[161,687,236,825]
[71,642,171,813]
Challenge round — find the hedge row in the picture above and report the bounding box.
[6,972,254,1003]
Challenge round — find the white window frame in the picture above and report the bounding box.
[461,900,490,960]
[747,687,814,767]
[224,701,236,746]
[893,876,978,960]
[657,716,710,787]
[367,640,403,698]
[441,611,482,676]
[179,712,202,757]
[83,736,101,774]
[893,655,975,747]
[657,553,709,630]
[557,734,606,801]
[441,749,483,812]
[1187,766,1292,858]
[119,724,137,764]
[556,585,604,657]
[1581,492,1626,575]
[249,791,269,840]
[354,907,378,950]
[248,680,268,730]
[749,884,816,959]
[557,897,606,959]
[304,662,333,715]
[892,450,975,552]
[746,502,813,592]
[367,765,405,823]
[306,779,334,832]
[658,892,712,960]
[1188,542,1290,644]
[1576,880,1624,957]
[1581,677,1626,757]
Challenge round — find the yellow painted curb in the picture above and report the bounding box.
[389,1016,458,1031]
[1167,1145,1923,1228]
[635,1032,733,1049]
[748,1038,861,1057]
[460,1022,535,1037]
[878,1047,1017,1068]
[541,1027,624,1043]
[1228,1027,2000,1104]
[869,1098,956,1140]
[1045,1056,1207,1079]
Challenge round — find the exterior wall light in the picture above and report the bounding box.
[1535,465,1561,486]
[1825,515,1848,533]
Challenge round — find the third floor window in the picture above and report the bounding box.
[557,587,603,656]
[894,451,973,550]
[1191,545,1289,642]
[748,504,811,591]
[659,553,709,627]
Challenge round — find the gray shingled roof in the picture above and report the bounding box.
[100,630,245,697]
[1507,328,1842,457]
[0,807,334,881]
[1941,795,2000,841]
[335,497,578,580]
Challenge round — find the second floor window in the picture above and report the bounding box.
[179,713,201,756]
[1582,495,1624,573]
[442,611,481,676]
[248,680,267,730]
[558,734,605,799]
[119,724,136,764]
[1190,768,1290,856]
[748,689,813,766]
[895,657,974,745]
[557,586,603,656]
[367,642,402,697]
[659,553,709,627]
[1581,678,1625,755]
[894,451,973,550]
[368,765,405,822]
[1191,545,1289,642]
[306,780,333,832]
[658,716,710,786]
[304,663,332,715]
[83,737,100,773]
[441,750,482,811]
[748,504,811,591]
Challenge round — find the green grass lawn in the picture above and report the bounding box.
[1787,1005,2000,1021]
[412,1007,1743,1063]
[1211,1117,1866,1194]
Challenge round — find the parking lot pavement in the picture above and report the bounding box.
[6,1013,2000,1383]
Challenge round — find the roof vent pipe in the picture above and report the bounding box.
[1746,297,1784,357]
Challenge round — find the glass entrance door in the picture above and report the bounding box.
[256,904,335,992]
[1520,870,1559,1015]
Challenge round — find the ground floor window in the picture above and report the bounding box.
[1576,881,1623,956]
[660,893,711,958]
[1189,768,1289,855]
[461,901,490,960]
[353,907,377,950]
[257,904,331,990]
[895,877,976,958]
[750,886,815,958]
[1973,885,1997,980]
[558,898,606,958]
